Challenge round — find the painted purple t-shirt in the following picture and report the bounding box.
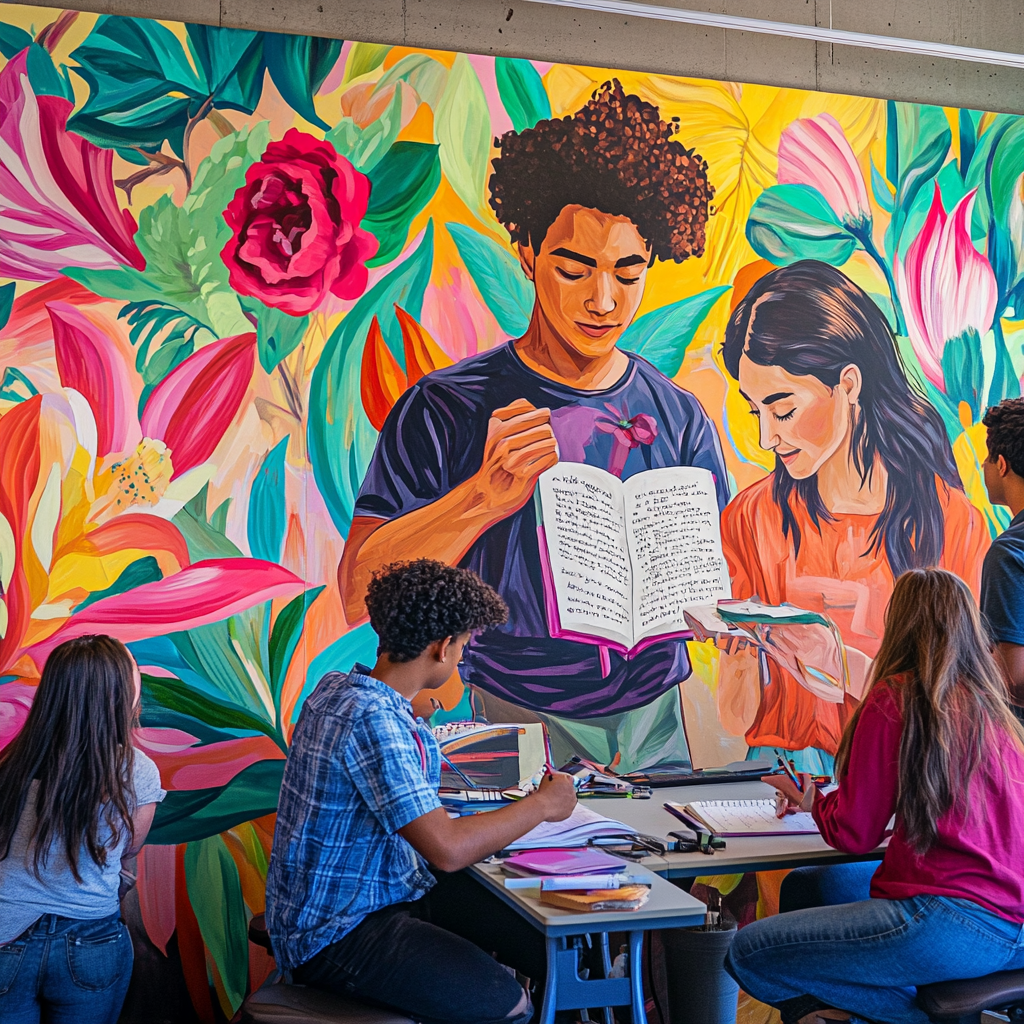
[353,341,729,718]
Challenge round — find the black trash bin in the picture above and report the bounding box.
[662,918,739,1024]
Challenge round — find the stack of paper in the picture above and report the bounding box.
[540,886,650,912]
[504,803,637,850]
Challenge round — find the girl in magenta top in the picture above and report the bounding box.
[725,568,1024,1024]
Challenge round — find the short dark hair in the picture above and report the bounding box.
[488,79,712,262]
[983,398,1024,477]
[365,559,508,662]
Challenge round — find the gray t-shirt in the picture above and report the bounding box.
[0,748,165,943]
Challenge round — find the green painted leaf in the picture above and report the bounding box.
[69,16,205,155]
[75,556,163,613]
[375,52,447,109]
[435,54,491,220]
[184,834,250,1013]
[364,142,441,267]
[268,586,325,705]
[263,32,341,131]
[326,86,404,172]
[239,295,309,373]
[620,286,731,376]
[308,224,434,538]
[247,439,288,564]
[0,281,14,334]
[0,21,32,59]
[941,327,985,422]
[0,367,39,403]
[495,57,551,133]
[747,184,859,266]
[141,673,274,736]
[174,484,244,562]
[185,24,265,114]
[447,222,534,336]
[342,42,390,85]
[870,159,894,215]
[150,759,285,844]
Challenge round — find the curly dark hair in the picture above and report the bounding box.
[365,559,508,662]
[488,79,713,262]
[983,398,1024,477]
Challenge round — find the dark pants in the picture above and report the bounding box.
[294,871,543,1024]
[0,912,133,1024]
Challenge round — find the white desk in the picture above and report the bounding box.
[602,780,885,877]
[470,859,705,1024]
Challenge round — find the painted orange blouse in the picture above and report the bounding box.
[720,475,991,754]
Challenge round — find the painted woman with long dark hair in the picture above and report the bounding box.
[717,260,990,773]
[0,635,165,1023]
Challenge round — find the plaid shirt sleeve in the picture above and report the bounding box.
[344,707,441,834]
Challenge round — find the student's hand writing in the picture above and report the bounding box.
[469,399,560,518]
[762,774,815,817]
[533,771,577,822]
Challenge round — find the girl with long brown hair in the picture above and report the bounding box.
[0,635,165,1024]
[725,568,1024,1024]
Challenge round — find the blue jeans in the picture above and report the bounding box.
[0,912,133,1024]
[725,894,1024,1024]
[779,862,879,913]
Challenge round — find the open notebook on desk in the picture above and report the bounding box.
[667,799,819,837]
[504,802,638,850]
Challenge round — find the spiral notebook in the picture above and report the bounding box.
[667,799,820,837]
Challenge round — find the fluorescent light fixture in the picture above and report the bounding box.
[519,0,1024,70]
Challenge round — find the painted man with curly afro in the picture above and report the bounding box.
[343,80,729,772]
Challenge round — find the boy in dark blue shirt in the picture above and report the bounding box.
[981,398,1024,719]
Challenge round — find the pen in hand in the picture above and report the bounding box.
[775,750,804,793]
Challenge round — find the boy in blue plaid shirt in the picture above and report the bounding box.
[266,559,577,1024]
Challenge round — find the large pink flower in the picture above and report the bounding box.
[896,186,998,391]
[221,129,378,315]
[778,114,871,228]
[0,50,144,281]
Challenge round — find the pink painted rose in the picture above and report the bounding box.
[221,129,378,316]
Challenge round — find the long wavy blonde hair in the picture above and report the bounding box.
[835,568,1024,854]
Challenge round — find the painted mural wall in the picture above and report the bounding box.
[0,3,1019,1017]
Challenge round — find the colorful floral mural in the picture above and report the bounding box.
[1,4,1023,1018]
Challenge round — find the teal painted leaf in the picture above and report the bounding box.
[247,438,288,564]
[343,42,390,85]
[240,295,309,373]
[150,759,285,844]
[308,225,434,538]
[959,108,980,177]
[263,32,342,131]
[0,367,39,403]
[141,673,274,737]
[0,281,13,334]
[435,54,491,220]
[185,25,265,114]
[69,16,205,155]
[295,622,378,717]
[184,834,250,1014]
[941,327,985,422]
[26,43,74,101]
[870,159,894,215]
[268,586,326,705]
[326,86,404,172]
[364,142,442,267]
[495,57,551,133]
[0,21,31,59]
[447,222,534,336]
[620,286,731,376]
[747,184,859,266]
[75,556,163,613]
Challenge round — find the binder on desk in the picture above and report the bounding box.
[666,799,819,837]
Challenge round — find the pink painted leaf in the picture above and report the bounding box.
[0,681,35,752]
[29,558,305,661]
[137,844,177,956]
[47,300,140,457]
[140,333,256,477]
[142,734,286,791]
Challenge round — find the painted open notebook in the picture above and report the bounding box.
[668,799,820,836]
[536,463,731,658]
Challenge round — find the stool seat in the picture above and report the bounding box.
[242,914,412,1024]
[918,970,1024,1020]
[241,977,413,1024]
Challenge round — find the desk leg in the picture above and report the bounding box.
[539,936,559,1024]
[628,931,648,1024]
